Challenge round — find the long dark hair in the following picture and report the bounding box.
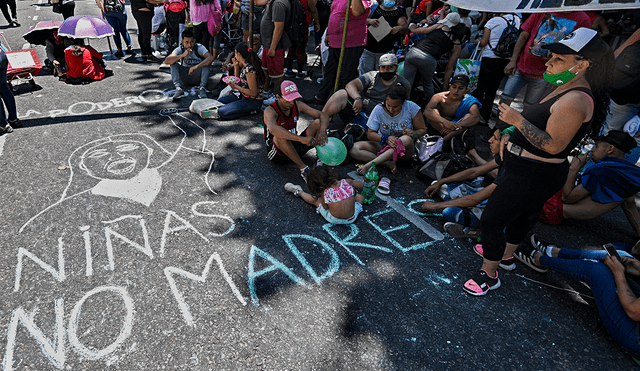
[578,49,615,138]
[306,166,340,198]
[235,42,266,87]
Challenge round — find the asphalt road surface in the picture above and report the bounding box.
[1,1,639,370]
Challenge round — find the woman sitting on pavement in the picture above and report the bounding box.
[517,235,640,358]
[463,28,615,297]
[350,84,426,175]
[64,43,107,83]
[217,42,266,120]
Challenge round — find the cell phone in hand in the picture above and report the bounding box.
[604,243,623,262]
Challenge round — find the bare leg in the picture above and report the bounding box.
[299,191,322,207]
[563,199,622,220]
[355,194,364,204]
[322,89,349,117]
[273,136,307,170]
[272,76,284,95]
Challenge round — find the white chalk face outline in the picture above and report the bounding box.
[80,141,151,181]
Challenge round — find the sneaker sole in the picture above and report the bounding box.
[513,251,548,273]
[530,234,555,254]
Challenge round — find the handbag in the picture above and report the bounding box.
[454,46,482,93]
[414,135,443,164]
[207,1,223,37]
[416,152,475,182]
[52,1,63,13]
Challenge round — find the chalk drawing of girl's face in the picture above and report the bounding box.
[80,141,152,180]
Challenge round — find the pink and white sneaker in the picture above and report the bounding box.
[463,269,501,296]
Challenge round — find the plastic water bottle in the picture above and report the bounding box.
[362,162,379,204]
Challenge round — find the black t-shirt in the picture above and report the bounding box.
[415,28,454,59]
[365,6,405,53]
[130,0,153,12]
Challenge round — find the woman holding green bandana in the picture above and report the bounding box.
[462,27,615,297]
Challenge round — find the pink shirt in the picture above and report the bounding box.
[324,179,355,204]
[189,0,214,23]
[517,12,591,78]
[326,0,372,48]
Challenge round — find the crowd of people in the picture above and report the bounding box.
[5,0,640,361]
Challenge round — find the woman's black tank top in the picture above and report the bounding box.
[509,87,594,159]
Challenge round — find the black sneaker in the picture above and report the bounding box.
[8,118,22,128]
[463,269,501,296]
[473,244,516,271]
[530,234,556,256]
[0,124,13,134]
[284,69,296,78]
[513,243,548,273]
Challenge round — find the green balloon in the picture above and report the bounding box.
[316,137,347,166]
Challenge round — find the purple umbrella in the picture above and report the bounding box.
[58,15,114,39]
[23,20,62,46]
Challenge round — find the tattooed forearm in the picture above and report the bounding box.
[518,118,552,151]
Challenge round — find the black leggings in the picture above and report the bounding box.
[0,0,16,22]
[132,9,154,56]
[480,152,569,262]
[193,23,211,52]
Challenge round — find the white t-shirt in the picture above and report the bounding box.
[172,44,210,67]
[481,14,521,59]
[367,100,421,137]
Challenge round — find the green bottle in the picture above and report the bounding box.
[362,162,379,204]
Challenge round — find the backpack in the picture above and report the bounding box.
[179,44,205,64]
[611,40,640,105]
[270,0,307,42]
[104,0,124,14]
[490,16,520,59]
[416,152,475,182]
[165,0,187,13]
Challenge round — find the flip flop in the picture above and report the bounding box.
[377,177,391,195]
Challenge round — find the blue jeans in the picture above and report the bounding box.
[358,49,387,76]
[602,99,640,135]
[105,10,132,50]
[170,64,210,89]
[539,248,640,357]
[442,207,481,229]
[0,50,16,125]
[217,94,262,120]
[403,47,437,103]
[501,68,548,107]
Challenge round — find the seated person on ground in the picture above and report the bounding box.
[284,166,365,225]
[164,29,214,100]
[263,81,331,180]
[45,29,66,77]
[423,74,481,145]
[318,53,411,132]
[216,42,265,120]
[422,127,508,237]
[350,84,426,175]
[64,44,106,82]
[541,130,640,237]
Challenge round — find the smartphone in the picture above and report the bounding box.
[604,243,623,262]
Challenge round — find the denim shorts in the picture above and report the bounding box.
[316,202,363,224]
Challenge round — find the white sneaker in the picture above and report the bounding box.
[198,87,207,99]
[284,183,302,196]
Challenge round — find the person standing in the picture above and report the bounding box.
[463,28,614,296]
[307,0,371,105]
[131,0,164,62]
[358,0,406,75]
[0,49,21,134]
[260,0,292,104]
[0,0,19,27]
[100,0,134,58]
[61,0,75,19]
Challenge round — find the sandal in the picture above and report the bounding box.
[377,177,391,195]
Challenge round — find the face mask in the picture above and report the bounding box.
[379,71,396,81]
[382,0,396,7]
[543,63,580,86]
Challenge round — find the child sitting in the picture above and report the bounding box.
[285,166,364,225]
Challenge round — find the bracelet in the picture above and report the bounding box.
[354,97,363,101]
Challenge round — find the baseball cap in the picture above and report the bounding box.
[437,12,460,29]
[280,80,302,101]
[379,53,398,66]
[596,130,637,153]
[450,74,470,87]
[542,27,610,60]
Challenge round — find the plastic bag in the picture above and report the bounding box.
[454,47,482,93]
[152,6,166,34]
[189,98,225,119]
[414,135,443,163]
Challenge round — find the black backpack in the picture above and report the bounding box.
[104,0,124,14]
[490,16,520,59]
[416,152,475,182]
[270,0,307,42]
[611,40,640,105]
